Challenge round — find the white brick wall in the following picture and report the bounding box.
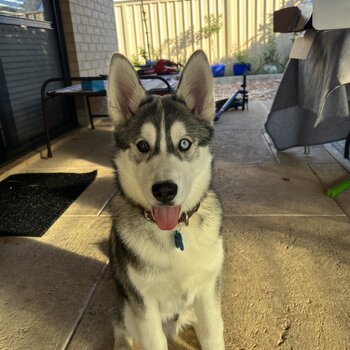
[61,0,118,77]
[60,0,117,125]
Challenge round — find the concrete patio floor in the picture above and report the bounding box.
[1,100,350,350]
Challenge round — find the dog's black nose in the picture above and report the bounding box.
[152,181,178,204]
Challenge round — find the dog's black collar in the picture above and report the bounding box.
[143,202,200,227]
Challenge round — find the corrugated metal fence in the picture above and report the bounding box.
[114,0,298,72]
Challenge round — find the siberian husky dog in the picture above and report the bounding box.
[108,50,224,350]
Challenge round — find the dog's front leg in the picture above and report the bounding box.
[193,285,225,350]
[136,299,168,350]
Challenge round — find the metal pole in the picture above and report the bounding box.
[141,0,151,61]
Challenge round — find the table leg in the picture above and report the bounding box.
[86,96,95,130]
[41,98,53,158]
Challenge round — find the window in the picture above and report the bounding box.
[0,0,44,21]
[0,0,52,29]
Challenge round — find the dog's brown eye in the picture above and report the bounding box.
[136,140,150,153]
[179,138,192,152]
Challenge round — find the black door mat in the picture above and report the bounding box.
[0,171,97,237]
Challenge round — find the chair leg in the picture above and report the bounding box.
[241,74,248,111]
[243,92,248,111]
[344,131,350,159]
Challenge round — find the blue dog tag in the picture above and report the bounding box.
[174,230,184,251]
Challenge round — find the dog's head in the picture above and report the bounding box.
[108,50,215,231]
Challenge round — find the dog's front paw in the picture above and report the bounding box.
[201,339,225,350]
[113,343,133,350]
[113,335,133,350]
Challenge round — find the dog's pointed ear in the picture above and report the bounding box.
[108,53,146,125]
[176,50,214,124]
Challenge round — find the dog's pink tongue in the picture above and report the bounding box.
[152,206,180,231]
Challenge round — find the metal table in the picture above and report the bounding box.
[41,75,179,157]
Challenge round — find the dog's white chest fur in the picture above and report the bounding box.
[127,208,223,318]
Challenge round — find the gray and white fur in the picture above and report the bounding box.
[108,50,225,350]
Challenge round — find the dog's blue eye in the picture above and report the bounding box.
[179,138,192,152]
[136,140,150,153]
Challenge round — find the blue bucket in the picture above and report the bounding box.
[233,63,251,76]
[210,64,225,77]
